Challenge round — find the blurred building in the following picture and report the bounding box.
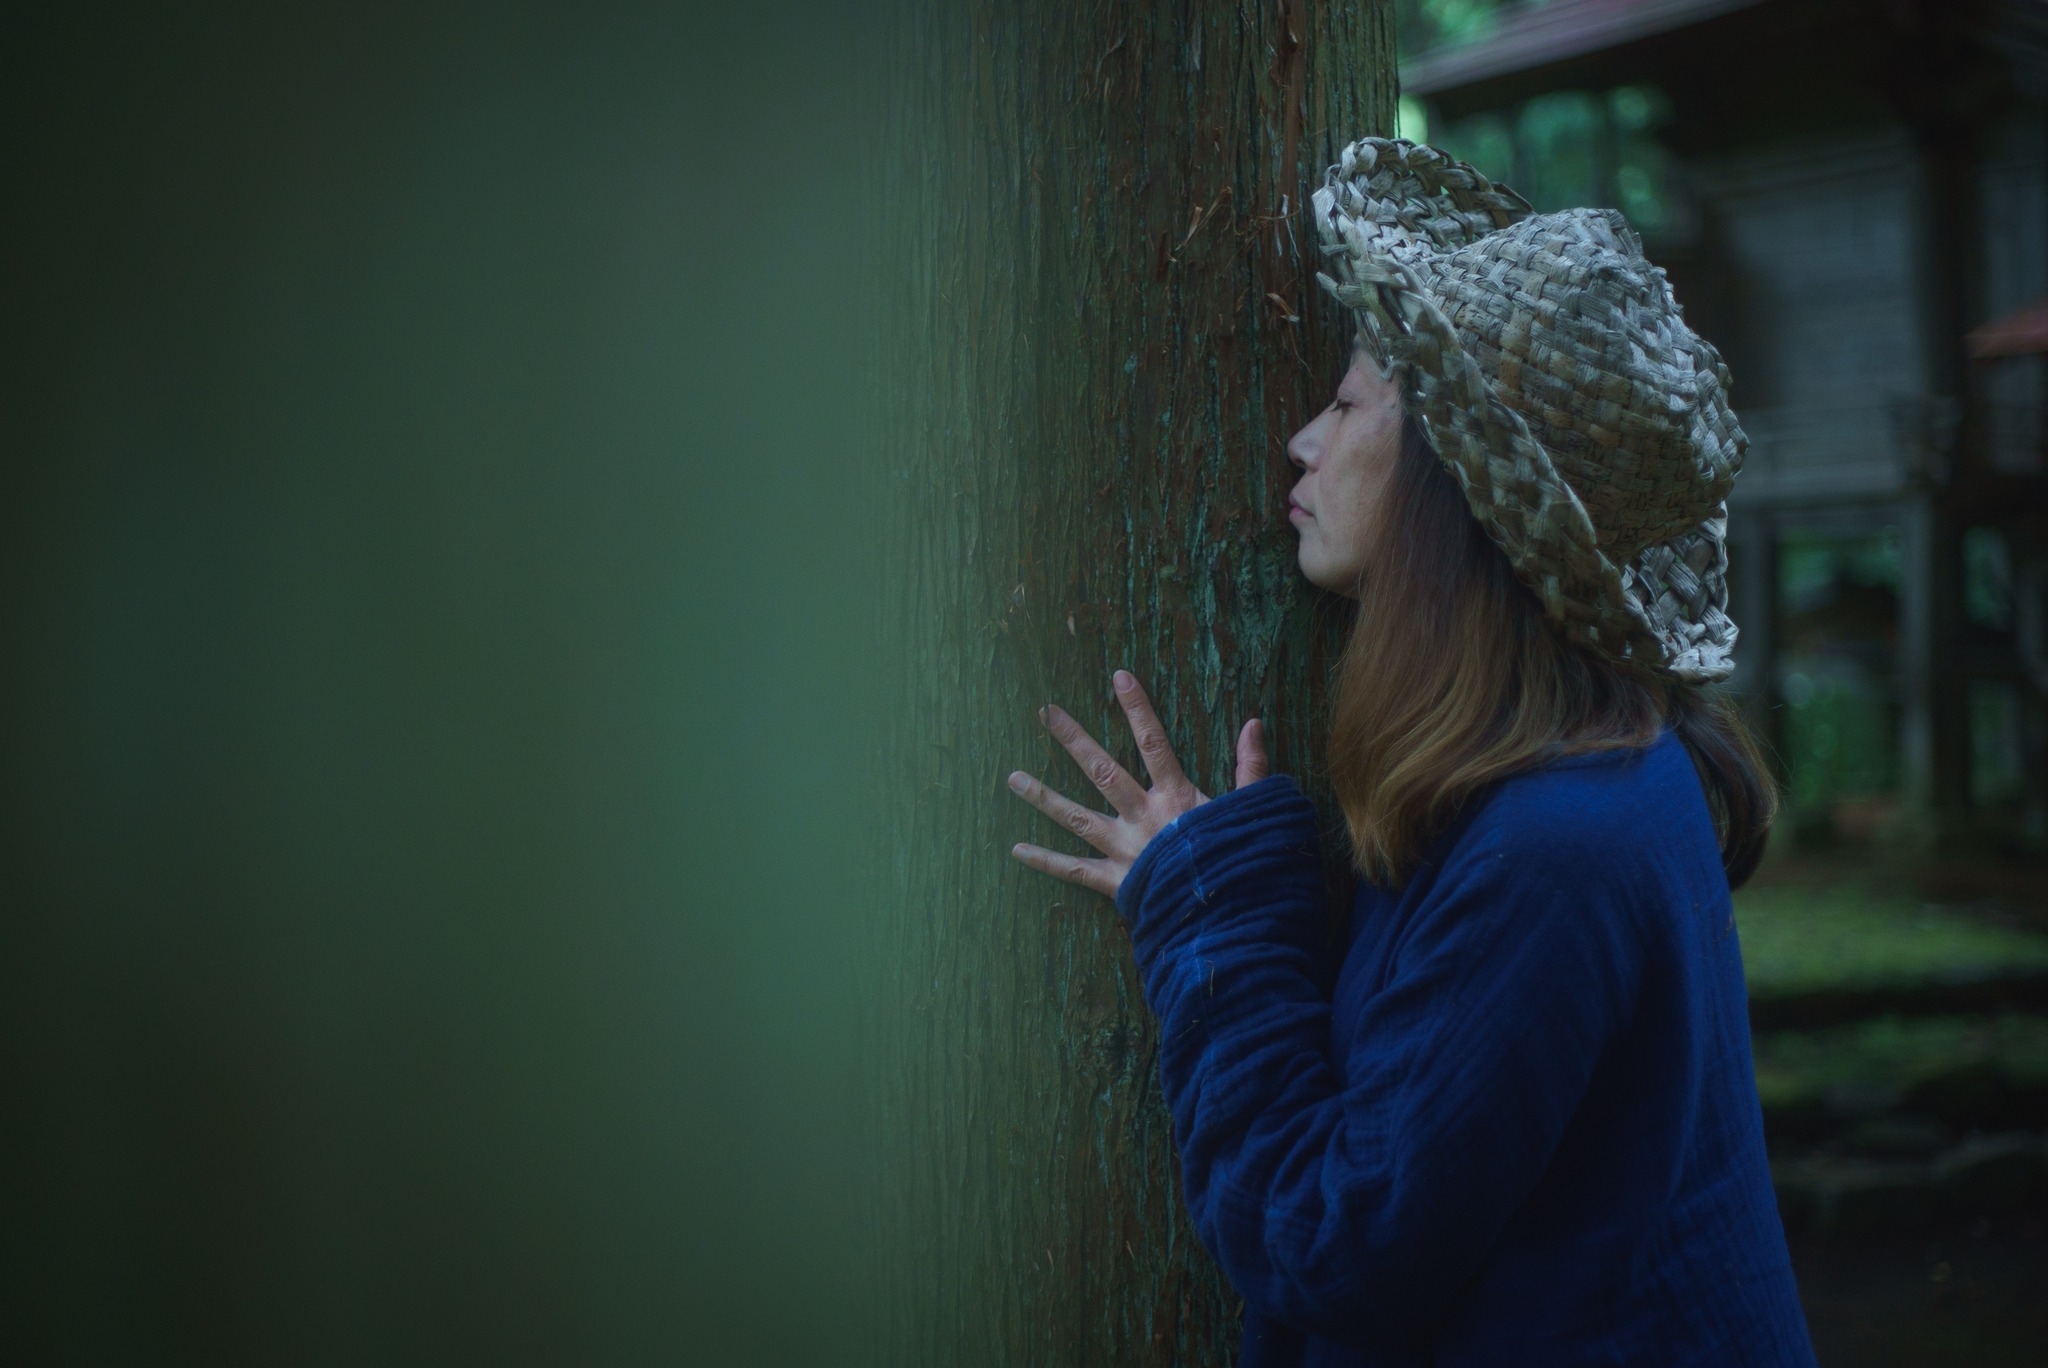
[1403,0,2048,849]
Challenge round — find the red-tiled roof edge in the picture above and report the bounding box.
[1402,0,1773,97]
[1968,299,2048,359]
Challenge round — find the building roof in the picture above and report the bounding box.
[1968,299,2048,359]
[1403,0,1773,96]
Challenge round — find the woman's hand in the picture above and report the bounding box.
[1006,669,1268,900]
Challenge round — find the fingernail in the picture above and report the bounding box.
[1008,772,1029,793]
[1114,670,1134,692]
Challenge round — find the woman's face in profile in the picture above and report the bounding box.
[1287,349,1404,597]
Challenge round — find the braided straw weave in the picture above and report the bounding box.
[1311,138,1746,682]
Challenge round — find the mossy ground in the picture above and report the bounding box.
[1732,857,2048,1362]
[1735,883,2048,998]
[1751,1014,2048,1113]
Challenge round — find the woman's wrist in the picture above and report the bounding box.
[1118,773,1321,954]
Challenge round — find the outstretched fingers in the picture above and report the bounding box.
[1006,771,1126,858]
[1010,842,1120,898]
[1111,671,1193,797]
[1041,704,1147,817]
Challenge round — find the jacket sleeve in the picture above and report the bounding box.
[1115,775,1642,1346]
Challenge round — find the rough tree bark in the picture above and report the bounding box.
[872,3,1397,1363]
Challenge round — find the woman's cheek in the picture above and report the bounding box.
[1324,487,1363,560]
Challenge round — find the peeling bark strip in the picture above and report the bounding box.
[870,3,1395,1364]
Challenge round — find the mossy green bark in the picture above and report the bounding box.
[869,2,1397,1363]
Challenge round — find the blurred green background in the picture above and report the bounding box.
[2,4,882,1362]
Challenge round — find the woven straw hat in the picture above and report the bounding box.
[1311,137,1746,683]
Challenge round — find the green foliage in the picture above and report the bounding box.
[1515,92,1605,211]
[1780,530,1903,614]
[1778,670,1899,809]
[1395,0,1505,57]
[1963,526,2014,629]
[1397,95,1430,144]
[1775,531,1905,817]
[1735,885,2048,996]
[1424,81,1680,240]
[1608,86,1675,236]
[1607,85,1663,132]
[1432,112,1515,185]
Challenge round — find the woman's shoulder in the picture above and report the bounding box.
[1444,729,1712,879]
[1380,730,1722,978]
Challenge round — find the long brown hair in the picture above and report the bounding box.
[1328,414,1776,889]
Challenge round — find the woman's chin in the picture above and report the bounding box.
[1297,551,1360,598]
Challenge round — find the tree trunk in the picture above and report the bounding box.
[872,2,1397,1362]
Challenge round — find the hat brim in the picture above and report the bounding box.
[1311,140,1739,683]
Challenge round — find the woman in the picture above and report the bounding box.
[1003,141,1816,1366]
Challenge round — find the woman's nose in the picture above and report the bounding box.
[1285,420,1318,472]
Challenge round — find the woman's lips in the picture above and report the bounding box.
[1287,502,1310,521]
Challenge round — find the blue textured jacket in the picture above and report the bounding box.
[1114,730,1816,1367]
